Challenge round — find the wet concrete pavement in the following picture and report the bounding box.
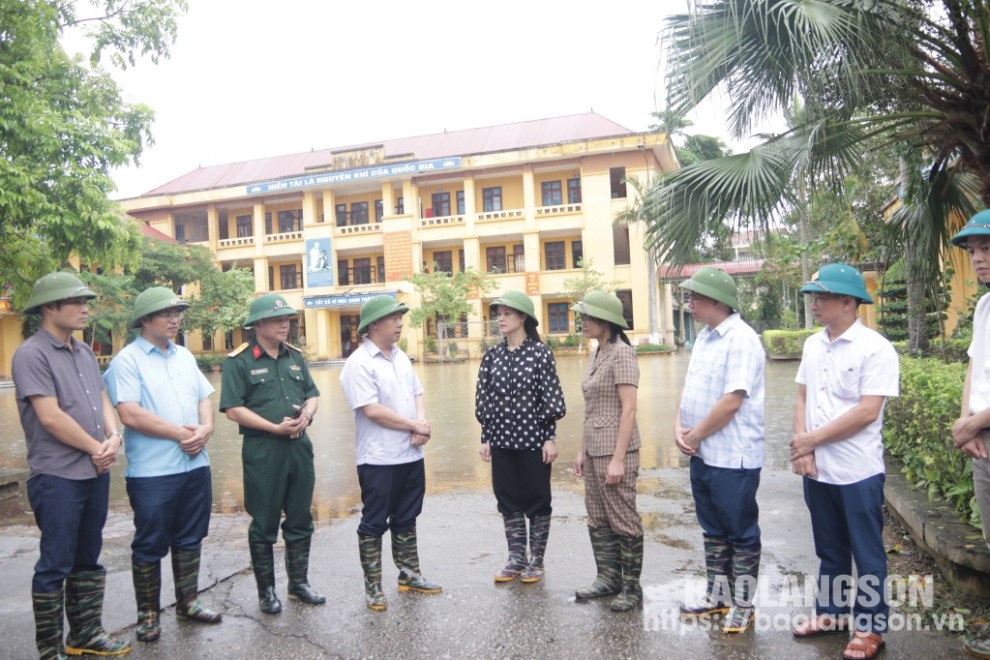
[0,467,965,659]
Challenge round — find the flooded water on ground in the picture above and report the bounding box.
[0,352,799,521]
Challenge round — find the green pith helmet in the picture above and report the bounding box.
[951,209,990,247]
[243,293,298,329]
[130,287,189,328]
[678,267,739,311]
[570,290,628,328]
[799,262,874,304]
[358,295,408,334]
[489,290,537,326]
[22,272,97,315]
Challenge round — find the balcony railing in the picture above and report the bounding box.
[218,236,254,248]
[536,203,582,217]
[337,223,382,236]
[477,208,524,223]
[420,214,465,228]
[266,230,303,243]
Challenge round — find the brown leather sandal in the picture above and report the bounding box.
[843,631,885,660]
[792,614,851,638]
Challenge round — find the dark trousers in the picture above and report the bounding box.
[804,473,888,633]
[689,457,761,549]
[243,435,315,545]
[491,447,552,518]
[127,466,212,562]
[27,472,109,593]
[357,459,425,537]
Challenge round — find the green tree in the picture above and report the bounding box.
[647,0,985,351]
[0,0,187,305]
[185,267,256,351]
[406,269,496,331]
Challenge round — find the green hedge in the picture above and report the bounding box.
[761,328,819,359]
[636,343,673,354]
[883,356,981,530]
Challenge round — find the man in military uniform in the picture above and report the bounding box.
[12,272,131,658]
[219,294,324,614]
[104,287,222,643]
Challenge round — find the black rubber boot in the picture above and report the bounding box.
[249,543,282,615]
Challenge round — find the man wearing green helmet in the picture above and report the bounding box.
[104,287,222,643]
[220,293,324,615]
[948,210,990,660]
[12,272,130,657]
[673,267,766,634]
[790,263,899,660]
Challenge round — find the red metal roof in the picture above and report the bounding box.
[137,221,178,243]
[659,259,766,280]
[138,113,635,197]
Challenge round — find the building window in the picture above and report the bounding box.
[433,250,453,274]
[572,240,583,268]
[456,190,465,215]
[541,181,562,206]
[236,215,252,237]
[280,264,300,290]
[616,289,634,328]
[264,212,272,235]
[202,334,213,351]
[375,199,384,222]
[548,303,569,334]
[338,259,349,285]
[610,167,627,198]
[353,257,372,284]
[396,196,404,214]
[335,204,348,226]
[268,266,274,291]
[486,246,506,273]
[568,176,582,204]
[545,241,565,270]
[458,249,465,273]
[613,225,631,265]
[352,202,369,225]
[277,209,301,233]
[174,223,186,242]
[482,186,502,212]
[512,245,525,273]
[432,192,450,217]
[377,256,385,283]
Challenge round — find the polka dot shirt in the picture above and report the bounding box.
[475,337,566,450]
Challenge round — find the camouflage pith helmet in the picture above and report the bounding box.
[799,262,874,304]
[570,290,628,328]
[22,272,97,314]
[358,295,409,334]
[489,290,538,326]
[130,287,189,328]
[243,293,298,329]
[678,267,739,311]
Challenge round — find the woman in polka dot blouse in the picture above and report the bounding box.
[475,290,566,584]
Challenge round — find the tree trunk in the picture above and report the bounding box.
[798,182,813,330]
[904,237,929,354]
[647,248,659,343]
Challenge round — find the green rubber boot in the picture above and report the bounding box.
[392,527,442,594]
[32,590,67,660]
[131,560,161,642]
[63,570,131,656]
[494,513,528,582]
[172,547,222,623]
[575,527,621,600]
[680,536,732,616]
[286,538,326,605]
[520,514,550,583]
[358,534,387,611]
[721,544,760,633]
[610,535,644,612]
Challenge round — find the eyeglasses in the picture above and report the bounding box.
[809,294,841,304]
[154,311,185,320]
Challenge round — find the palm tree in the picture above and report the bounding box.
[645,0,986,350]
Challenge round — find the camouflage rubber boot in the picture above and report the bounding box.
[494,513,528,582]
[722,544,760,633]
[285,538,326,605]
[392,527,442,594]
[610,535,644,612]
[249,543,282,615]
[680,536,733,615]
[575,527,622,600]
[172,547,222,623]
[131,560,161,642]
[358,535,387,611]
[32,590,67,660]
[520,515,551,583]
[63,569,131,656]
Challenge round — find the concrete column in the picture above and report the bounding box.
[254,256,269,293]
[322,190,336,226]
[252,202,266,253]
[207,204,218,251]
[302,191,317,227]
[522,166,536,229]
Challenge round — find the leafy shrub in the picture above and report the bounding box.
[883,356,980,530]
[195,353,224,371]
[636,343,673,353]
[761,328,819,359]
[545,336,561,350]
[563,333,580,347]
[398,337,408,353]
[891,337,970,363]
[425,336,437,353]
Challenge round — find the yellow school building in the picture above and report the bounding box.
[118,113,681,360]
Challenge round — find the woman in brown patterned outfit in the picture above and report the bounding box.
[571,290,643,612]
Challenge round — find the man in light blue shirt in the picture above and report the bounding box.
[104,287,221,644]
[674,268,765,634]
[340,295,441,612]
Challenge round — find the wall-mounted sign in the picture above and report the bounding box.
[246,157,462,194]
[305,238,334,288]
[303,291,397,309]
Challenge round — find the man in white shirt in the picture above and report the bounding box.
[790,263,899,660]
[339,295,441,612]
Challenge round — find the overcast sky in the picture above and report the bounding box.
[95,0,755,199]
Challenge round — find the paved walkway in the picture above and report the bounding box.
[0,468,965,659]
